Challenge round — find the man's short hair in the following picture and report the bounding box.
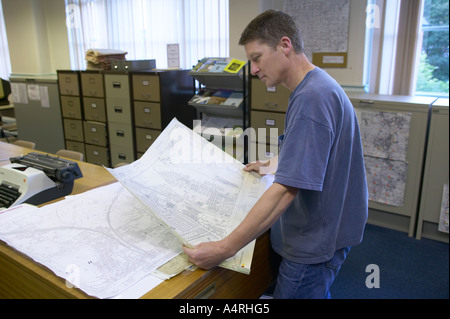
[239,10,304,54]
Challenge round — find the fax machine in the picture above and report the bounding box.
[0,152,83,210]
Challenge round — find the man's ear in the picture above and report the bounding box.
[279,36,292,56]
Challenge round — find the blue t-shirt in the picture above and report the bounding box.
[272,67,368,264]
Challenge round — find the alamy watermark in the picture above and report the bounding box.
[366,4,381,29]
[65,4,81,29]
[167,120,280,165]
[365,264,380,288]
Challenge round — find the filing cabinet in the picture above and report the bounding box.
[58,72,80,96]
[105,72,135,167]
[78,71,109,166]
[85,144,109,166]
[132,74,160,101]
[135,127,161,154]
[83,97,106,122]
[65,140,86,157]
[249,77,289,162]
[83,121,108,147]
[106,98,132,124]
[133,101,161,129]
[132,70,194,157]
[63,118,84,142]
[61,95,83,119]
[347,93,435,237]
[416,98,449,242]
[58,69,193,166]
[81,71,104,98]
[58,70,87,159]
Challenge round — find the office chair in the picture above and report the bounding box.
[56,149,84,161]
[13,140,36,149]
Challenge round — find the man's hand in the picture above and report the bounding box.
[182,240,234,270]
[244,157,278,175]
[244,160,270,174]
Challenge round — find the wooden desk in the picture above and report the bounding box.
[0,142,274,299]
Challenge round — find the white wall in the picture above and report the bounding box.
[2,0,70,75]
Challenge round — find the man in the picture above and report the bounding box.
[183,10,368,299]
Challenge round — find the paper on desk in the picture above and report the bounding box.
[107,118,271,274]
[0,182,185,299]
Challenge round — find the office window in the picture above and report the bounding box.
[65,0,229,70]
[415,0,449,96]
[366,0,448,97]
[0,0,11,80]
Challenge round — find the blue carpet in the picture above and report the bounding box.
[330,224,449,299]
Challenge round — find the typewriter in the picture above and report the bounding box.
[0,152,83,210]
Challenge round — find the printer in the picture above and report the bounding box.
[0,152,83,210]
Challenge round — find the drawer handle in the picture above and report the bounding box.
[114,106,123,113]
[194,282,216,299]
[141,94,151,99]
[265,119,276,126]
[359,100,374,105]
[116,130,125,137]
[113,82,121,88]
[118,153,126,160]
[265,102,279,109]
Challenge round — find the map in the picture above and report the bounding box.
[0,182,181,299]
[283,0,350,60]
[358,110,412,206]
[364,156,408,206]
[107,118,271,273]
[360,111,411,161]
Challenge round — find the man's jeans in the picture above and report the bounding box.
[273,246,351,299]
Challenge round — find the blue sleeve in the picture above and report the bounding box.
[274,118,333,191]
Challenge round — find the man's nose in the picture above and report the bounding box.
[250,64,260,76]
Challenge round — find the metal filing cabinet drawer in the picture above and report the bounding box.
[85,144,109,166]
[83,121,108,147]
[106,97,132,124]
[61,96,82,119]
[110,144,135,167]
[63,119,84,142]
[81,73,104,98]
[83,97,107,122]
[104,74,130,99]
[108,122,134,146]
[251,78,290,112]
[250,110,285,144]
[132,74,160,102]
[135,127,161,153]
[58,73,80,96]
[65,140,86,157]
[133,101,161,129]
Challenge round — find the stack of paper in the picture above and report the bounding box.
[85,49,127,70]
